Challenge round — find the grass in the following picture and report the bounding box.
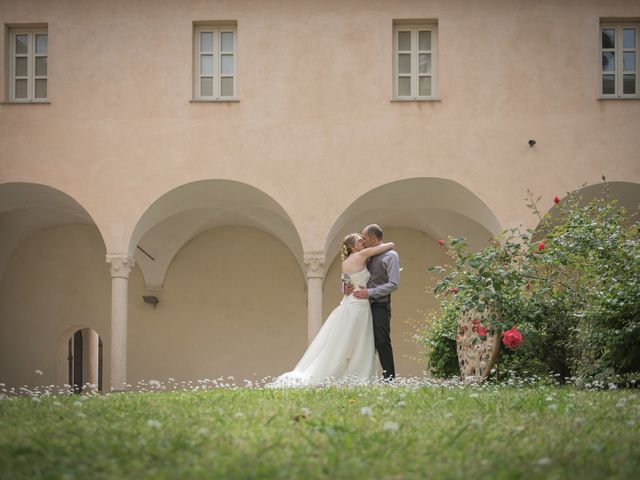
[1,381,639,479]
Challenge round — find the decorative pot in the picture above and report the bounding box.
[456,308,500,383]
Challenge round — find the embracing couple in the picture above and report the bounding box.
[268,224,400,388]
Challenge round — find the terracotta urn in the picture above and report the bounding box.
[456,308,500,383]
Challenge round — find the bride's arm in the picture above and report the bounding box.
[357,242,395,259]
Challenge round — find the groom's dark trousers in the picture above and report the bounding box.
[371,301,395,379]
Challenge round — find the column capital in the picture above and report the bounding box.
[106,254,135,279]
[303,253,325,279]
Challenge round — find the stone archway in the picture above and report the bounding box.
[324,177,501,262]
[0,183,108,390]
[129,179,305,289]
[120,179,309,383]
[541,181,640,220]
[323,177,502,378]
[0,182,102,281]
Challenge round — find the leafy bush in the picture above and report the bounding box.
[418,299,460,377]
[423,180,640,381]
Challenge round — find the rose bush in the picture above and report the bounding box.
[422,179,640,383]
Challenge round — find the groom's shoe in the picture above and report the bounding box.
[381,372,396,384]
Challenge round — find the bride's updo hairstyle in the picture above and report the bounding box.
[341,233,361,261]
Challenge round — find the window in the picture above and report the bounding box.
[393,23,438,100]
[193,24,237,100]
[600,23,638,98]
[8,27,48,102]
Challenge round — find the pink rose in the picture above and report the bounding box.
[437,239,445,247]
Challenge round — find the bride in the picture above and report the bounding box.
[266,233,395,388]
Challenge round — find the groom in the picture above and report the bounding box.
[345,224,399,379]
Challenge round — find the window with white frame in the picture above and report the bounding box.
[8,27,48,102]
[194,25,236,100]
[601,23,638,97]
[393,23,437,99]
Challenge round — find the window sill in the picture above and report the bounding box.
[1,100,51,105]
[190,99,240,103]
[391,98,441,102]
[597,96,640,101]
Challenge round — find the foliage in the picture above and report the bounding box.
[424,179,640,381]
[418,299,461,377]
[1,386,640,479]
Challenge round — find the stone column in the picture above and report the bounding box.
[303,253,325,344]
[82,328,99,391]
[106,254,134,392]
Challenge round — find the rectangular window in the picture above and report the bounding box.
[600,23,638,98]
[193,24,237,100]
[393,23,438,100]
[8,27,48,102]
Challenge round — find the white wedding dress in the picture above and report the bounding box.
[267,268,376,388]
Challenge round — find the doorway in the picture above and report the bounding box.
[67,328,103,392]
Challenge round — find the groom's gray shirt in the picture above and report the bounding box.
[367,250,400,304]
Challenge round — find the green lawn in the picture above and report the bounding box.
[1,382,639,479]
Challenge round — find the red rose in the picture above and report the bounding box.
[437,239,445,247]
[450,287,459,294]
[554,196,560,204]
[502,327,523,349]
[537,242,545,251]
[524,282,531,290]
[474,326,488,337]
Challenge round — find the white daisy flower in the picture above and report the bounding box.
[147,419,162,429]
[360,407,373,417]
[383,421,400,432]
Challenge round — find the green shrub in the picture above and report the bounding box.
[419,299,460,377]
[423,180,640,381]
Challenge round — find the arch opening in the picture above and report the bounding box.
[0,182,102,281]
[321,178,503,378]
[324,177,502,264]
[128,180,304,290]
[66,327,104,393]
[541,181,640,225]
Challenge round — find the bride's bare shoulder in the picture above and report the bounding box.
[342,258,365,275]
